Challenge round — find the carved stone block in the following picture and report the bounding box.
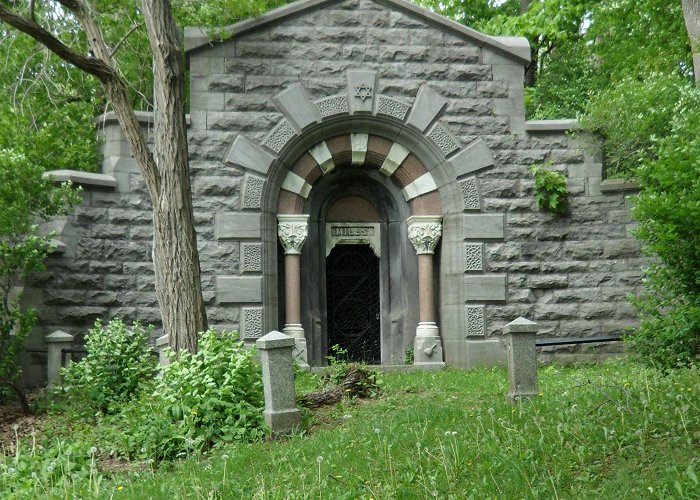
[427,122,459,157]
[242,243,263,273]
[465,305,485,338]
[376,95,410,121]
[242,174,265,209]
[464,243,483,271]
[460,177,481,211]
[315,95,349,118]
[242,307,263,339]
[262,119,297,154]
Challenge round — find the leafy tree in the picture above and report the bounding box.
[0,0,290,353]
[627,94,700,367]
[0,149,80,412]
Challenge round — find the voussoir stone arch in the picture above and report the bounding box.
[221,70,501,348]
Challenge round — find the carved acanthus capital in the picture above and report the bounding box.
[277,214,309,255]
[407,215,443,255]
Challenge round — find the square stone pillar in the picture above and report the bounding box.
[503,317,539,404]
[256,331,301,434]
[46,330,73,389]
[156,334,170,366]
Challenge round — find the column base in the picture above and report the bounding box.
[413,329,445,367]
[283,324,308,367]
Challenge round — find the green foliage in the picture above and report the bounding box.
[580,74,697,178]
[61,319,157,414]
[626,97,700,368]
[100,329,265,461]
[0,149,80,402]
[415,0,519,29]
[529,163,568,215]
[88,361,700,498]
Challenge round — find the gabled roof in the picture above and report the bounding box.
[184,0,530,66]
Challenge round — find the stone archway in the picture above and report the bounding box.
[218,69,504,367]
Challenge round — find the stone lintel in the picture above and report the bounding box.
[406,85,449,132]
[599,179,640,193]
[215,213,261,239]
[462,214,504,239]
[216,276,262,303]
[225,135,275,175]
[272,83,321,131]
[43,170,117,189]
[464,274,507,301]
[525,119,580,132]
[402,172,438,201]
[449,139,495,178]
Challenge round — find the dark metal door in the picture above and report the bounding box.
[326,245,380,364]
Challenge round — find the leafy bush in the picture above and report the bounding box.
[626,94,700,368]
[101,329,265,461]
[62,319,157,413]
[530,163,568,215]
[579,74,698,178]
[0,149,80,407]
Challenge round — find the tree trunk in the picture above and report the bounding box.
[142,0,208,352]
[520,0,530,14]
[0,1,208,352]
[681,0,700,85]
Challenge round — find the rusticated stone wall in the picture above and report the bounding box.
[21,0,644,383]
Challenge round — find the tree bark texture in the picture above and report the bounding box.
[142,0,208,352]
[0,0,208,352]
[681,0,700,85]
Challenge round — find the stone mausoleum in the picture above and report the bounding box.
[23,0,645,382]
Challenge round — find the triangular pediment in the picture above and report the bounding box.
[185,0,529,65]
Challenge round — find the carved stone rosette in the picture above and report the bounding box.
[406,215,443,255]
[277,215,309,255]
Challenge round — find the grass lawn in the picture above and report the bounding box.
[2,358,700,498]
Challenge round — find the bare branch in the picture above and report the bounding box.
[0,4,116,81]
[110,22,144,57]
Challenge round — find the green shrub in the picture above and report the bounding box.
[62,319,157,413]
[0,149,80,407]
[102,329,265,461]
[580,73,698,178]
[530,163,569,215]
[627,88,700,368]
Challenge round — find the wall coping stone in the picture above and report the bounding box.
[184,0,530,65]
[94,111,190,127]
[599,178,640,193]
[43,169,117,189]
[525,119,580,132]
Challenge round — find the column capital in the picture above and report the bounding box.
[277,214,309,255]
[406,215,443,255]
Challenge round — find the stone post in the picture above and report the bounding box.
[277,214,310,366]
[503,317,539,404]
[406,215,444,367]
[46,330,73,390]
[256,331,301,434]
[156,334,170,366]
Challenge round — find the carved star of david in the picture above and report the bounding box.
[354,83,373,102]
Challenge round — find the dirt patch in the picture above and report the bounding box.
[0,391,48,454]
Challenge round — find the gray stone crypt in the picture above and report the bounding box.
[22,0,645,383]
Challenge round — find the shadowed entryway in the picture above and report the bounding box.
[326,244,380,364]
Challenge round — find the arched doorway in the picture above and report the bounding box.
[326,244,381,363]
[300,167,419,366]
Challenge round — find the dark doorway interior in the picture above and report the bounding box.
[325,244,380,364]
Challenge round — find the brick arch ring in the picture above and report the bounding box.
[223,69,497,217]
